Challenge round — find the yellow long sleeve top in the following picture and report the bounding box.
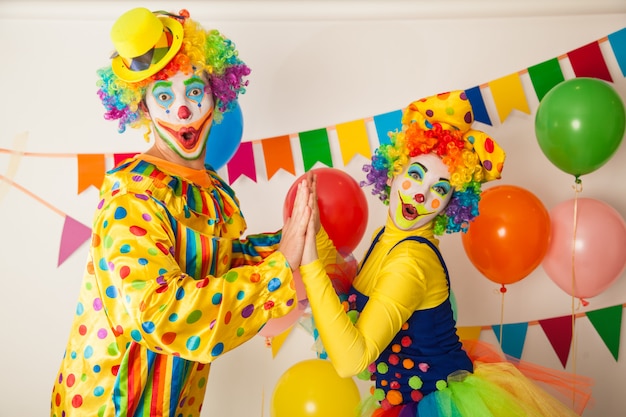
[300,216,449,378]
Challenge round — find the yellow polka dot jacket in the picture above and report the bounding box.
[51,155,297,417]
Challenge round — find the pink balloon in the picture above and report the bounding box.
[292,270,307,302]
[542,198,626,299]
[259,299,307,338]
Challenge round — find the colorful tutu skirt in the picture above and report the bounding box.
[362,340,593,417]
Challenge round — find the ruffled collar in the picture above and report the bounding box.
[110,155,246,237]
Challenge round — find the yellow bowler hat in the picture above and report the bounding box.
[110,8,184,82]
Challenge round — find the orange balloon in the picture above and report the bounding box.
[461,185,550,285]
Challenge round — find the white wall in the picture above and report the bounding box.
[1,1,625,416]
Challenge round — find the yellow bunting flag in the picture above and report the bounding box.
[271,326,293,358]
[335,119,371,166]
[457,326,482,342]
[77,154,106,194]
[489,73,531,123]
[261,135,295,179]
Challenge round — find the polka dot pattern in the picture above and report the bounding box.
[347,258,472,409]
[51,158,297,417]
[403,90,506,183]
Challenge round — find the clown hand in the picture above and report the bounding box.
[279,180,311,271]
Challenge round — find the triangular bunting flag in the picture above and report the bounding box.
[586,305,623,361]
[457,326,482,342]
[270,326,293,358]
[77,154,106,194]
[299,128,332,172]
[227,141,257,184]
[567,40,613,82]
[261,135,295,179]
[539,315,573,368]
[492,322,528,359]
[373,110,403,146]
[608,27,626,77]
[489,73,531,123]
[58,215,92,266]
[527,58,565,102]
[113,152,139,167]
[465,86,492,126]
[335,119,371,166]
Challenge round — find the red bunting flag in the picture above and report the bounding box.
[567,41,613,82]
[538,315,573,368]
[113,152,139,167]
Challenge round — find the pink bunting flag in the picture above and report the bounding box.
[227,141,257,184]
[58,215,92,266]
[538,315,573,368]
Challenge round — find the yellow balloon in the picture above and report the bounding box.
[271,359,361,417]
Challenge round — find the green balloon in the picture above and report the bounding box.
[535,78,625,177]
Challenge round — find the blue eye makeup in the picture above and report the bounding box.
[407,163,426,181]
[151,81,174,109]
[184,77,206,106]
[432,180,451,196]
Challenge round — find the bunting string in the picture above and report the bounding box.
[0,28,625,366]
[0,28,624,187]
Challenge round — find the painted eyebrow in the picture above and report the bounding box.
[152,80,173,89]
[410,162,428,172]
[184,76,204,86]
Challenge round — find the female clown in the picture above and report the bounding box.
[51,8,312,417]
[300,91,593,416]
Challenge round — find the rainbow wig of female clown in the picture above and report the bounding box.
[361,91,505,235]
[96,9,250,140]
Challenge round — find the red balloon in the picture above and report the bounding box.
[461,185,551,285]
[542,198,626,299]
[284,168,368,255]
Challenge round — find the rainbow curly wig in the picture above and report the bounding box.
[361,91,505,235]
[96,9,250,140]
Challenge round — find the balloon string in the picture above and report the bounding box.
[569,179,583,408]
[499,285,506,350]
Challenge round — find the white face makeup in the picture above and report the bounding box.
[144,72,215,160]
[388,153,454,231]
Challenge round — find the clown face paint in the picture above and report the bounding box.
[145,72,214,160]
[388,153,453,231]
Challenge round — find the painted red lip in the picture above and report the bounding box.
[402,201,418,220]
[162,125,199,150]
[399,191,434,221]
